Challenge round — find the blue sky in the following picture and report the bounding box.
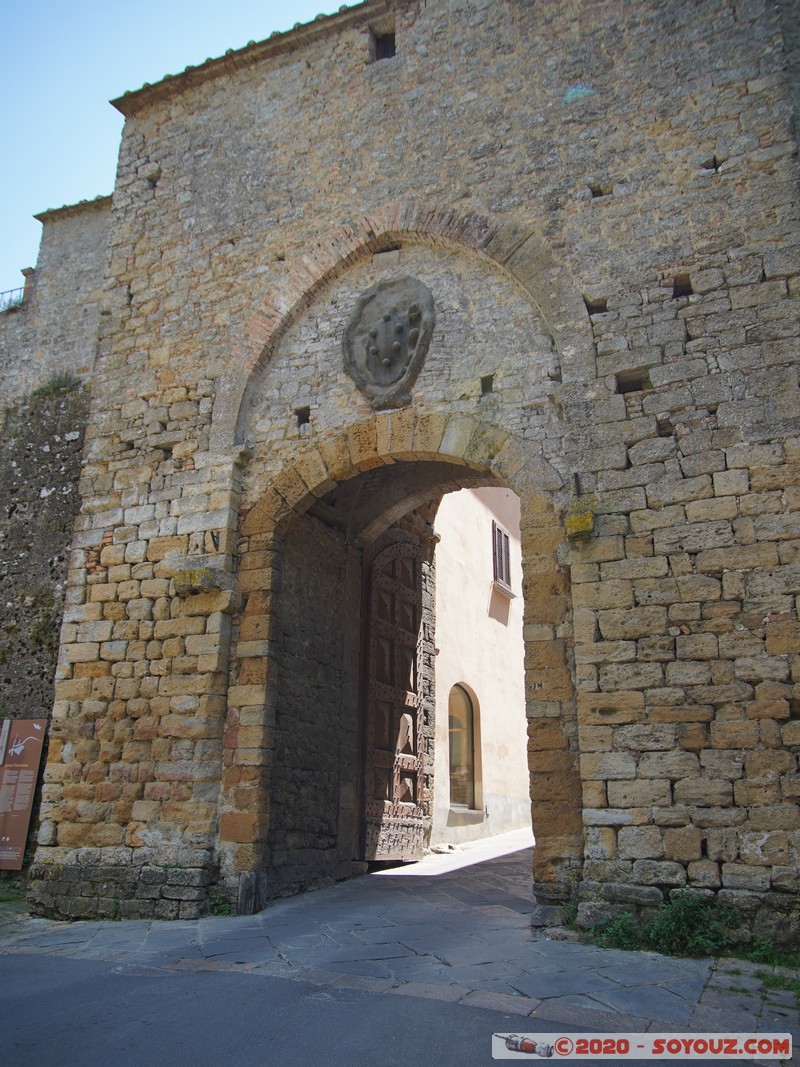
[0,1,344,294]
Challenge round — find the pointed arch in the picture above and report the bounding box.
[210,202,594,453]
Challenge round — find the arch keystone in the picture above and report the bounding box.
[518,455,564,493]
[481,219,536,264]
[489,437,526,483]
[272,464,310,510]
[376,408,417,458]
[412,413,448,459]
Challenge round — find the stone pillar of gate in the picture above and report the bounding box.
[224,490,384,906]
[218,528,282,914]
[27,499,241,920]
[519,490,583,916]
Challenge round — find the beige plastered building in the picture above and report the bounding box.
[432,487,529,846]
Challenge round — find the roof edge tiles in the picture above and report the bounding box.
[34,194,113,225]
[110,0,389,117]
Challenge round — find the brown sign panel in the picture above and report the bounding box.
[0,719,46,871]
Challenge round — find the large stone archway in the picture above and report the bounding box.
[26,199,591,921]
[216,412,582,913]
[19,1,800,943]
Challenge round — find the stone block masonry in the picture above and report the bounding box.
[3,0,797,940]
[0,198,110,401]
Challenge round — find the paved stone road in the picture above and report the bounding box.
[1,831,797,1063]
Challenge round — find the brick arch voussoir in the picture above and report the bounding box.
[211,202,593,454]
[240,411,533,539]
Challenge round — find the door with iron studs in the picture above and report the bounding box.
[363,540,426,861]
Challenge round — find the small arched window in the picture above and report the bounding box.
[448,684,475,809]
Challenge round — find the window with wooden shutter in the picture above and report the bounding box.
[492,520,511,590]
[369,28,396,62]
[374,32,396,60]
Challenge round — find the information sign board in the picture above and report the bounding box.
[0,719,46,870]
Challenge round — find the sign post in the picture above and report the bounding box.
[0,719,46,871]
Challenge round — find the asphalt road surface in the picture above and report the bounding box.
[1,953,742,1067]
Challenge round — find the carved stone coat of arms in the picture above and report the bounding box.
[343,277,435,409]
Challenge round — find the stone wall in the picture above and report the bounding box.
[0,198,110,401]
[17,0,800,940]
[568,261,800,939]
[267,513,358,899]
[0,385,89,721]
[777,0,799,121]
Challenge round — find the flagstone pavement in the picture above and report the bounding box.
[1,830,797,1063]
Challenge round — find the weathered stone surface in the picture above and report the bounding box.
[342,277,436,409]
[664,826,703,863]
[607,779,672,807]
[601,882,664,906]
[618,826,665,859]
[631,860,688,887]
[0,386,89,720]
[721,864,771,891]
[639,752,700,780]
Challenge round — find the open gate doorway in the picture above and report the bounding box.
[260,459,532,899]
[429,487,531,851]
[360,486,531,868]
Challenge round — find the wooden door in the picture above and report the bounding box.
[363,541,426,861]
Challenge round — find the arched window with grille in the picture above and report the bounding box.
[448,683,476,809]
